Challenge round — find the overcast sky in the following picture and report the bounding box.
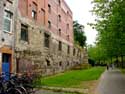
[65,0,97,45]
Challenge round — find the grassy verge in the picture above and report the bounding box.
[120,68,125,74]
[35,67,105,88]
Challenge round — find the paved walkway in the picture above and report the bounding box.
[96,69,125,94]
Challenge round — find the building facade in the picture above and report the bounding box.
[0,0,88,76]
[0,0,17,73]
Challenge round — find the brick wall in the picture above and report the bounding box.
[48,0,73,45]
[18,0,48,28]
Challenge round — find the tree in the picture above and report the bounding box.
[89,0,125,67]
[73,21,86,47]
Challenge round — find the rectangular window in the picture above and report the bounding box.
[48,4,51,13]
[58,41,62,51]
[59,29,61,36]
[73,48,76,56]
[48,21,51,28]
[67,35,70,41]
[21,24,28,42]
[32,10,37,19]
[66,24,69,33]
[67,45,70,54]
[32,2,37,20]
[44,33,50,48]
[4,10,12,32]
[58,15,61,22]
[41,9,45,25]
[58,0,61,6]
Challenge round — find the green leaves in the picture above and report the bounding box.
[73,21,86,47]
[89,0,125,63]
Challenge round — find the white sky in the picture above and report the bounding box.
[65,0,97,45]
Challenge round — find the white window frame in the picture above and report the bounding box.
[32,10,37,19]
[3,10,13,33]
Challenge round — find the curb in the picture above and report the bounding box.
[39,86,88,94]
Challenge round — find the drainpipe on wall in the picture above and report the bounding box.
[12,0,19,73]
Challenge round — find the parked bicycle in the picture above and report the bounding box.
[0,72,36,94]
[0,72,22,94]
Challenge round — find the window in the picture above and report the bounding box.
[48,4,51,13]
[58,15,61,22]
[73,48,76,56]
[32,10,37,19]
[77,50,79,57]
[46,59,51,66]
[59,61,62,66]
[44,33,50,48]
[21,24,28,42]
[67,24,69,30]
[48,21,51,28]
[59,29,61,36]
[67,11,69,15]
[67,45,70,54]
[32,2,37,20]
[58,41,62,51]
[58,0,61,6]
[4,10,12,32]
[67,61,69,66]
[41,9,45,25]
[66,24,69,33]
[67,35,70,41]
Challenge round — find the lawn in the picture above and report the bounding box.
[120,68,125,74]
[36,67,105,88]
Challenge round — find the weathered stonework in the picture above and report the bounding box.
[0,0,17,72]
[14,14,86,76]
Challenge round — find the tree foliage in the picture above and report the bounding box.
[88,0,125,65]
[73,21,86,47]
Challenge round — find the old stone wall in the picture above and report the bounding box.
[0,0,4,71]
[0,0,17,72]
[0,0,4,48]
[14,16,85,76]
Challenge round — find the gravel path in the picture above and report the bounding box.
[96,69,125,94]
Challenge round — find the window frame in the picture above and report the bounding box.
[73,48,76,56]
[67,45,70,54]
[48,21,51,29]
[48,4,51,13]
[32,2,37,20]
[58,15,61,22]
[59,29,61,36]
[20,24,28,42]
[41,9,46,25]
[58,41,62,51]
[32,10,37,20]
[44,33,50,48]
[58,0,61,6]
[3,10,13,33]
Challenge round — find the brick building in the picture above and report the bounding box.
[0,0,88,76]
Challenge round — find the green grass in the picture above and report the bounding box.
[36,67,105,88]
[120,68,125,74]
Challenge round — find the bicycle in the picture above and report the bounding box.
[0,72,22,94]
[5,72,28,94]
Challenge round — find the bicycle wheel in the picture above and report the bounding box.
[7,88,22,94]
[17,86,28,94]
